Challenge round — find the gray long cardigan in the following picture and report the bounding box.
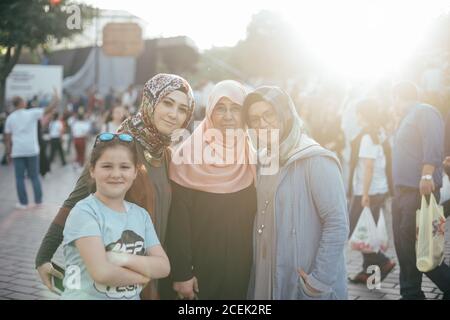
[271,144,349,300]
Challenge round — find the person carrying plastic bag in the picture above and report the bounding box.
[347,98,395,284]
[391,81,450,300]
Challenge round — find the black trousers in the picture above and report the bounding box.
[49,138,66,166]
[392,187,450,299]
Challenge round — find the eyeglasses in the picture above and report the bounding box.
[94,133,134,147]
[248,111,278,128]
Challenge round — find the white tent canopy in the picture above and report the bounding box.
[63,47,136,96]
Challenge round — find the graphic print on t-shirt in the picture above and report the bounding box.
[94,230,146,299]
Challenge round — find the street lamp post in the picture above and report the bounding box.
[94,7,100,90]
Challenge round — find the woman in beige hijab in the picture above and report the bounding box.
[166,80,256,300]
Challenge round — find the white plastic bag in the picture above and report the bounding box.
[375,208,389,253]
[439,174,450,204]
[416,194,446,272]
[350,207,379,253]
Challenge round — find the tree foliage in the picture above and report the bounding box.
[0,0,95,110]
[192,10,310,85]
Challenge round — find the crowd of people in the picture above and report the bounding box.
[1,65,450,300]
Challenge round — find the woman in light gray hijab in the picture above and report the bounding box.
[244,86,349,300]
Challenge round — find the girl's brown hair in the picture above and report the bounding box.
[89,136,138,169]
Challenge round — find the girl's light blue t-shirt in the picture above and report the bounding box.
[61,194,159,300]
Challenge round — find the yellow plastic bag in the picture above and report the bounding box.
[416,194,446,272]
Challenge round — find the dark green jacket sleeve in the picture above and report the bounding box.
[62,165,94,209]
[35,166,93,268]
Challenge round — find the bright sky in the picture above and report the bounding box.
[82,0,450,79]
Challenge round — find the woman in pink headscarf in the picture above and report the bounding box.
[165,80,256,300]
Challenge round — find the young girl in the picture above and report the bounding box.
[61,133,170,300]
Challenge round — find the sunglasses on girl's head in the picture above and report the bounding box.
[94,133,134,147]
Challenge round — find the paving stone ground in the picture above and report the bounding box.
[0,143,448,300]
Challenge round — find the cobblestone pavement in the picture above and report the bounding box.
[0,146,448,300]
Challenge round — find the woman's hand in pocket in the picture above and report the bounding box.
[298,268,321,296]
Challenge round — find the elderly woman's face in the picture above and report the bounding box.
[247,101,280,130]
[211,97,243,134]
[247,101,281,147]
[152,90,189,135]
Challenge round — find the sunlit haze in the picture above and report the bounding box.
[81,0,450,80]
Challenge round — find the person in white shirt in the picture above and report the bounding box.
[4,95,58,209]
[348,98,396,284]
[101,105,127,134]
[48,113,66,167]
[71,112,91,167]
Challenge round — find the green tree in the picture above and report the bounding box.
[0,0,95,111]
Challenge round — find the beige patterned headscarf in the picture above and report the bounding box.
[119,74,195,159]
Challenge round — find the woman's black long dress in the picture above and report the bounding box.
[165,181,256,300]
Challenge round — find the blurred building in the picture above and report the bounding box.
[16,9,199,96]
